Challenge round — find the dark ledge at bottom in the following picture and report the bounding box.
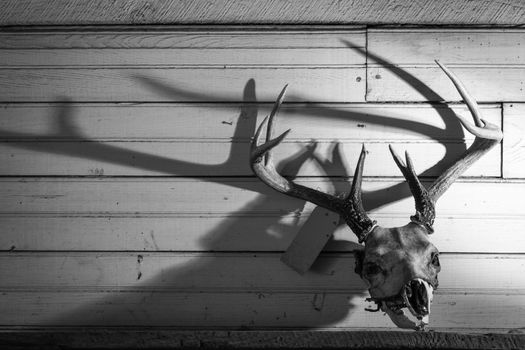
[1,329,524,350]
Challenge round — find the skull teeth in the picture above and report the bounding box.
[403,278,433,317]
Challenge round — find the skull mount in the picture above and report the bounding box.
[250,61,503,330]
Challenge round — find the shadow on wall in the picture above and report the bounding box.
[1,44,467,328]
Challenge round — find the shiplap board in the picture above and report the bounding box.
[1,1,524,25]
[1,291,524,329]
[0,68,364,103]
[0,26,520,335]
[0,141,501,177]
[367,29,525,102]
[367,66,525,102]
[1,179,523,255]
[0,253,522,292]
[0,103,502,176]
[1,178,522,217]
[0,49,361,67]
[503,103,525,178]
[0,31,364,66]
[0,103,499,140]
[368,29,525,65]
[0,29,365,103]
[0,30,365,49]
[1,215,524,253]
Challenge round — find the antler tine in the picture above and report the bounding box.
[435,60,503,141]
[427,61,503,201]
[265,84,288,165]
[343,145,378,242]
[250,85,343,209]
[389,145,435,233]
[389,62,503,232]
[250,85,378,243]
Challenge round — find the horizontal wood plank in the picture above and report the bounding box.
[0,103,502,176]
[1,330,523,349]
[367,29,525,102]
[0,49,361,67]
[0,29,365,67]
[2,1,524,25]
[0,29,365,49]
[368,29,525,65]
[0,103,499,140]
[1,215,524,253]
[367,66,525,102]
[0,141,501,177]
[1,291,523,329]
[0,253,522,292]
[0,179,523,254]
[503,103,525,178]
[1,178,522,217]
[0,26,520,334]
[0,68,365,103]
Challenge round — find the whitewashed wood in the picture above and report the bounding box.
[1,178,522,217]
[0,68,364,102]
[1,291,523,329]
[1,179,523,255]
[0,49,361,67]
[0,252,522,292]
[0,103,502,176]
[0,140,501,177]
[0,26,519,334]
[368,29,525,65]
[1,215,524,253]
[2,1,524,25]
[367,29,525,102]
[0,30,364,66]
[367,66,525,102]
[0,103,500,140]
[503,103,525,178]
[0,30,365,49]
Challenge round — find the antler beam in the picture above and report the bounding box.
[250,85,376,242]
[390,61,503,232]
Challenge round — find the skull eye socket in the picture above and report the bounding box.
[431,252,440,268]
[364,262,383,276]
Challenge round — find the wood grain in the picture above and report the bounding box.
[0,140,501,177]
[1,178,522,217]
[0,30,364,66]
[368,29,525,65]
[0,103,502,176]
[367,29,525,102]
[0,179,522,254]
[0,29,365,49]
[367,66,525,102]
[1,215,524,253]
[1,1,524,25]
[1,330,523,350]
[1,291,524,329]
[0,49,361,67]
[0,26,520,334]
[503,103,525,178]
[0,103,499,140]
[0,68,364,103]
[0,252,522,292]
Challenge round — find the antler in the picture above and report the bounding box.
[390,61,503,232]
[250,85,377,243]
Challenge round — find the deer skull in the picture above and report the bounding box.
[250,61,503,330]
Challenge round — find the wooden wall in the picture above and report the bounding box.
[0,8,524,334]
